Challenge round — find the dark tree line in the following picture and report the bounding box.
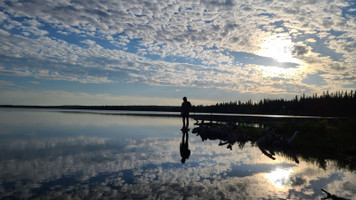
[192,90,356,117]
[1,90,355,117]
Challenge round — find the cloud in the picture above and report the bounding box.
[292,45,310,57]
[0,0,355,95]
[0,80,15,88]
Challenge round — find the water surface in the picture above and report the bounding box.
[0,109,355,199]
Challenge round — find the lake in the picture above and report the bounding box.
[0,108,355,199]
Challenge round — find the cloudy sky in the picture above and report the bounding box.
[0,0,355,105]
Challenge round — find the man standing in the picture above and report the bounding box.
[181,97,191,129]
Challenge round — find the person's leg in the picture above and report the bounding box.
[182,115,186,128]
[186,114,189,127]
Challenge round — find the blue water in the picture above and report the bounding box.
[0,109,354,199]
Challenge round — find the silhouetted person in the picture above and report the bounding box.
[180,128,190,164]
[181,97,191,128]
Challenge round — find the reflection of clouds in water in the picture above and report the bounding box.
[257,161,356,199]
[0,109,181,129]
[305,163,356,199]
[331,178,356,198]
[0,136,107,150]
[1,134,356,199]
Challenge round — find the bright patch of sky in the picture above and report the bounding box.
[0,0,355,105]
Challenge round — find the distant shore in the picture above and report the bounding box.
[2,91,355,117]
[0,105,181,112]
[0,105,349,120]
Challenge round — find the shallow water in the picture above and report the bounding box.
[0,109,355,199]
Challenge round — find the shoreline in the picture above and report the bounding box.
[0,105,344,120]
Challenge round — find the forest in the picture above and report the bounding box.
[193,90,356,117]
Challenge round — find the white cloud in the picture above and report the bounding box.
[0,0,355,96]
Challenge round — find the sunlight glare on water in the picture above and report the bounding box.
[265,168,293,190]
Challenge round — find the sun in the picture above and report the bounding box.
[257,34,302,77]
[258,33,300,64]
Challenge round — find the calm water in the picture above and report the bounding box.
[0,109,355,199]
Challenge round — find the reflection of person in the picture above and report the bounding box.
[180,129,191,164]
[181,97,191,128]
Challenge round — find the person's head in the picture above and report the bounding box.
[183,97,187,102]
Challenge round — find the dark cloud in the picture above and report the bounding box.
[342,181,356,193]
[290,175,306,187]
[242,6,253,12]
[333,75,355,81]
[322,17,334,29]
[200,0,235,8]
[342,40,356,53]
[292,45,309,56]
[329,63,347,71]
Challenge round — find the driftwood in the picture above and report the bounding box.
[321,189,350,200]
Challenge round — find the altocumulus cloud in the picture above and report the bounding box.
[0,0,355,96]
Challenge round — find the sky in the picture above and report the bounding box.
[0,0,355,106]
